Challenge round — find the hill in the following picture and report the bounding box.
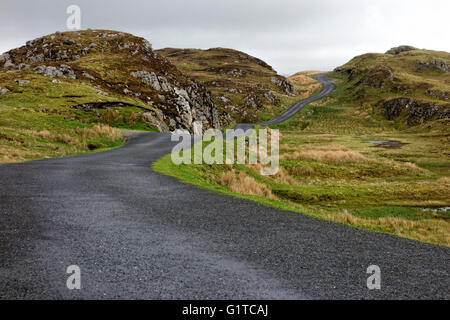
[156,47,296,125]
[154,47,450,246]
[333,45,450,127]
[0,29,222,162]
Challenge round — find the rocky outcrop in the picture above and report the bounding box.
[361,65,394,89]
[34,65,76,79]
[1,53,29,71]
[425,89,449,101]
[130,70,221,132]
[157,47,296,126]
[1,30,221,134]
[386,45,417,55]
[244,94,262,110]
[264,90,279,104]
[417,59,450,73]
[380,97,450,125]
[271,76,295,95]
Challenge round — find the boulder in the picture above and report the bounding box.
[63,39,76,45]
[34,65,76,79]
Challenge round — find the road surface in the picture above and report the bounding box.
[0,74,448,299]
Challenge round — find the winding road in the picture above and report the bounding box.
[0,74,448,299]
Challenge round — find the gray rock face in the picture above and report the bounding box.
[1,53,30,71]
[244,95,261,110]
[28,53,44,63]
[381,97,450,125]
[34,64,76,79]
[425,89,449,101]
[386,45,417,55]
[131,71,162,90]
[271,76,295,95]
[0,53,10,63]
[418,59,450,73]
[142,39,152,51]
[131,70,221,132]
[143,111,170,133]
[264,90,279,104]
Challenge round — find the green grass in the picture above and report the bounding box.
[153,76,450,246]
[0,71,155,163]
[157,47,300,125]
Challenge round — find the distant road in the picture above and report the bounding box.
[0,74,448,299]
[259,73,335,126]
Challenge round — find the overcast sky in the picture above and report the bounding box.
[1,0,449,75]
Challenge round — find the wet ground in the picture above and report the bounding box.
[366,140,408,149]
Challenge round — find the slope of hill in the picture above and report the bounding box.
[157,47,296,125]
[0,30,222,162]
[333,46,450,127]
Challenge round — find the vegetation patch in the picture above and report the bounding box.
[154,72,450,246]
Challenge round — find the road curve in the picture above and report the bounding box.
[0,75,449,299]
[259,73,335,126]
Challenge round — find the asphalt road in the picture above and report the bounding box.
[259,73,336,126]
[0,75,448,299]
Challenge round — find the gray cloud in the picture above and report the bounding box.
[1,0,449,74]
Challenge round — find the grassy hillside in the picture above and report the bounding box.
[332,46,450,128]
[0,29,223,163]
[154,47,450,246]
[157,47,297,126]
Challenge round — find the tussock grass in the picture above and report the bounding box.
[326,211,449,246]
[154,72,450,246]
[76,124,122,140]
[282,148,371,163]
[219,169,275,198]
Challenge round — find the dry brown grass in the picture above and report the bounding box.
[325,211,450,246]
[218,169,275,198]
[247,163,299,186]
[0,124,122,164]
[0,145,25,162]
[273,167,299,185]
[281,148,371,163]
[287,72,323,99]
[75,124,122,140]
[436,176,450,185]
[34,130,52,139]
[403,161,423,171]
[27,124,121,146]
[55,134,81,147]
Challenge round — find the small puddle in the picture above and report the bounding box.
[365,140,408,149]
